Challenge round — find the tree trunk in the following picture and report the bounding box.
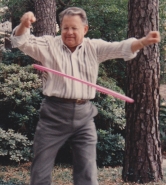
[122,0,163,183]
[33,0,57,70]
[34,0,57,36]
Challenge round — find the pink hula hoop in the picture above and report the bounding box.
[33,64,134,103]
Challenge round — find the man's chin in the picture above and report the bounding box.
[65,43,76,48]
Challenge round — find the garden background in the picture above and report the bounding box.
[0,0,166,184]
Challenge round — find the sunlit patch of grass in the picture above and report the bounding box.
[0,163,166,185]
[162,166,166,183]
[98,166,123,184]
[52,164,73,184]
[0,162,31,185]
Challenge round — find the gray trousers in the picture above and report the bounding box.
[30,97,99,185]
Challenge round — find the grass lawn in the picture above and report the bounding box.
[0,162,166,185]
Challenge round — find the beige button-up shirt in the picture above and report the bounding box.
[10,28,138,99]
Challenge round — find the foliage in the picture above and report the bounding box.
[159,99,166,152]
[56,0,128,41]
[0,0,34,25]
[86,0,128,41]
[159,0,166,83]
[2,49,34,66]
[0,128,33,163]
[91,63,126,166]
[93,65,126,133]
[92,72,126,166]
[94,93,126,133]
[97,129,125,167]
[0,63,43,140]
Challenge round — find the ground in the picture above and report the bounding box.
[0,162,166,185]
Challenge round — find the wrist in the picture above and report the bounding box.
[139,37,146,47]
[15,23,28,36]
[19,22,28,29]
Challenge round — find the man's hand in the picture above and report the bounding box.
[20,12,36,28]
[14,12,36,36]
[140,31,161,47]
[131,31,161,53]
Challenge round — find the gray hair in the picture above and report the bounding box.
[59,7,88,25]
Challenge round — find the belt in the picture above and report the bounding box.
[45,96,89,105]
[61,98,88,104]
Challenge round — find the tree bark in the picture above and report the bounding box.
[122,0,163,183]
[34,0,57,36]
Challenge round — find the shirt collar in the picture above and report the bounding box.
[61,37,84,51]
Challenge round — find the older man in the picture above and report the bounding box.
[10,7,160,185]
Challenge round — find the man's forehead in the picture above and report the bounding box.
[62,15,82,22]
[61,16,84,26]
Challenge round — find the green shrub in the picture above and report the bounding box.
[159,99,166,152]
[93,75,126,134]
[92,67,126,166]
[2,49,34,66]
[97,129,125,167]
[0,128,33,163]
[0,63,43,140]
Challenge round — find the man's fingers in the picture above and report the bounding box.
[149,31,160,39]
[20,12,36,28]
[31,17,36,23]
[151,33,158,38]
[146,31,161,44]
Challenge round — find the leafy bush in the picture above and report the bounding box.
[1,0,34,27]
[2,49,34,66]
[0,63,43,140]
[93,74,126,134]
[97,129,125,167]
[0,128,33,163]
[159,99,166,152]
[92,66,126,166]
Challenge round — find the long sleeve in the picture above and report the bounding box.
[10,26,54,64]
[91,38,139,63]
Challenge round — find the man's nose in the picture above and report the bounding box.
[67,28,73,34]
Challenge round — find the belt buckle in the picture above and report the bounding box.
[76,99,83,104]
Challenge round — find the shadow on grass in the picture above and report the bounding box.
[0,163,166,185]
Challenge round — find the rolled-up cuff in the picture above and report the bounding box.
[122,37,139,61]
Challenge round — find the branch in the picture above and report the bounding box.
[67,0,72,6]
[58,0,66,6]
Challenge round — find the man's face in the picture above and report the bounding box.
[61,15,88,52]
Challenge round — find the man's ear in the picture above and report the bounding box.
[84,25,89,35]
